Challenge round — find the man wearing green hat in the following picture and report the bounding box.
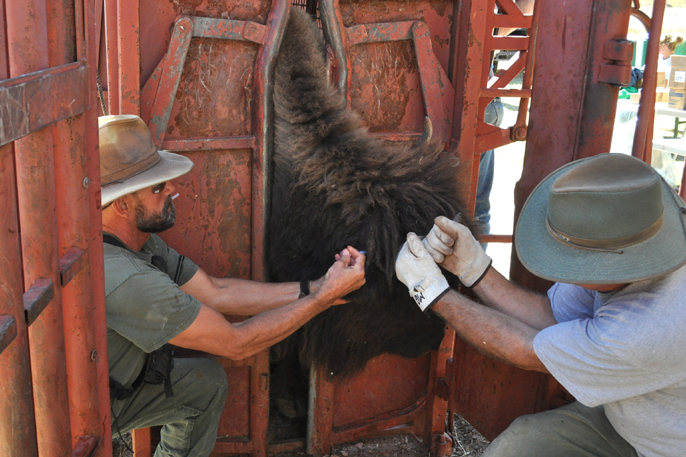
[395,153,686,457]
[99,114,366,456]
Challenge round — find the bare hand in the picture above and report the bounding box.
[315,246,366,306]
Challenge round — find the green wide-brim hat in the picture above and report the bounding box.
[515,153,686,284]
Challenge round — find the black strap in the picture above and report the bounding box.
[104,234,178,400]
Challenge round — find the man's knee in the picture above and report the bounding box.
[190,358,228,402]
[482,414,542,456]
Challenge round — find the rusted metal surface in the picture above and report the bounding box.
[6,0,74,454]
[0,130,38,457]
[0,315,17,356]
[23,279,55,326]
[632,0,666,163]
[0,62,88,147]
[322,0,454,145]
[0,0,109,455]
[132,1,289,455]
[59,247,87,286]
[118,0,140,115]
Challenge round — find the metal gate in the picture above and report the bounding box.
[0,0,666,455]
[0,1,110,456]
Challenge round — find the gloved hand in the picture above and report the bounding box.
[423,215,492,287]
[395,232,450,312]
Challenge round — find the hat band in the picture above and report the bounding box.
[546,212,664,252]
[102,151,161,187]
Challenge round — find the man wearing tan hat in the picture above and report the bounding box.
[99,115,366,456]
[395,153,686,457]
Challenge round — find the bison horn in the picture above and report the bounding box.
[417,116,433,147]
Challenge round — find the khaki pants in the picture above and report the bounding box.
[111,358,228,457]
[483,402,639,457]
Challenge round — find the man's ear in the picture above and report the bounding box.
[111,195,132,217]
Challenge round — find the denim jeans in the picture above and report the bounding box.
[483,402,638,457]
[474,98,505,248]
[111,357,228,457]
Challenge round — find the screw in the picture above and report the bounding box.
[90,349,97,361]
[83,177,90,188]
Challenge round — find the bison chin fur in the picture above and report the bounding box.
[268,8,467,383]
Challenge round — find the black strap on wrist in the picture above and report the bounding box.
[469,260,493,288]
[299,279,310,299]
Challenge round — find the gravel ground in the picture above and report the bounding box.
[111,414,489,457]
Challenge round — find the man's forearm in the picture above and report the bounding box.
[170,294,330,360]
[471,268,557,330]
[433,290,547,372]
[208,277,302,315]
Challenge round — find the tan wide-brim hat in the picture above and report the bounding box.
[515,153,686,284]
[99,115,194,206]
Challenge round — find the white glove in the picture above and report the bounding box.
[423,216,492,287]
[395,233,450,312]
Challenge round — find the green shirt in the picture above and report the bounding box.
[105,233,201,388]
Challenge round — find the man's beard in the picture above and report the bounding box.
[134,196,176,233]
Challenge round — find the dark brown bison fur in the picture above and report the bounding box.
[268,8,465,378]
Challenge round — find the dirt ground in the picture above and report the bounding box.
[112,413,489,457]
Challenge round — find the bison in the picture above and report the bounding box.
[267,7,465,424]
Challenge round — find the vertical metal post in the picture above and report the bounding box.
[632,0,666,162]
[5,0,73,454]
[0,2,37,454]
[83,0,115,452]
[46,0,102,447]
[105,0,120,114]
[118,0,140,114]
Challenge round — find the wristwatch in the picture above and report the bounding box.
[298,279,310,299]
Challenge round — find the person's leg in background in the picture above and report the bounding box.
[474,98,504,250]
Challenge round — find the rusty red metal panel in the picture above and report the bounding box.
[0,142,39,457]
[0,62,88,147]
[118,0,140,115]
[161,149,253,278]
[138,0,273,85]
[6,0,74,454]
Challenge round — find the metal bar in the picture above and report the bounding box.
[82,0,113,453]
[0,62,88,147]
[477,234,513,243]
[481,87,532,98]
[345,21,414,46]
[132,429,151,455]
[0,315,17,357]
[490,36,530,51]
[632,0,666,161]
[412,21,453,145]
[118,0,140,114]
[515,0,541,130]
[148,16,193,146]
[6,0,73,452]
[0,140,37,457]
[59,247,86,287]
[162,136,257,152]
[307,365,335,455]
[104,0,119,114]
[190,16,269,44]
[320,0,349,99]
[496,0,525,15]
[23,279,54,326]
[46,6,102,442]
[488,54,526,89]
[492,15,532,29]
[252,0,290,283]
